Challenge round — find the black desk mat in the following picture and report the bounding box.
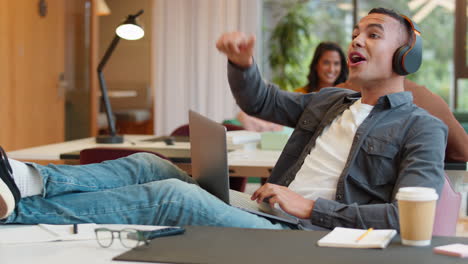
[114,225,468,264]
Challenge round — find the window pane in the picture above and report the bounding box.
[457,79,468,111]
[461,0,468,111]
[466,2,468,68]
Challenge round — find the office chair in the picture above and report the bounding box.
[80,147,169,165]
[170,123,248,192]
[170,123,244,136]
[432,173,462,236]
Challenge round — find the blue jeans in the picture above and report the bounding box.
[3,153,291,229]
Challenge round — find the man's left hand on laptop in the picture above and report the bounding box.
[251,183,315,219]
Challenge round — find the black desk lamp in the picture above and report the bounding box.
[96,9,145,144]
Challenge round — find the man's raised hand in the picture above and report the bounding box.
[216,32,255,68]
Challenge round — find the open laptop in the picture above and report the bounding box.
[189,110,299,225]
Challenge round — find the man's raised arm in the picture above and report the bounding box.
[216,32,309,128]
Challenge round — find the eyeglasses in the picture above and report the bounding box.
[94,228,152,248]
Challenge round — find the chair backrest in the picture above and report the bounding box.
[170,123,244,136]
[170,124,190,137]
[432,174,461,236]
[80,147,168,165]
[224,123,245,131]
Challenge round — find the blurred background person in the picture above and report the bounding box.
[294,42,348,94]
[236,41,348,131]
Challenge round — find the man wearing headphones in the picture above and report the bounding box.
[0,7,446,231]
[217,7,447,229]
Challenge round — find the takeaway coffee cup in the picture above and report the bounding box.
[396,187,439,246]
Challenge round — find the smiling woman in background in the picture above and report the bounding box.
[237,42,349,131]
[295,42,348,94]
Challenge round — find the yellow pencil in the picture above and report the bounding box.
[356,228,374,242]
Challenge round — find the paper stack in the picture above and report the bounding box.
[317,227,397,249]
[226,130,261,150]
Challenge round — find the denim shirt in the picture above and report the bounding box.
[228,62,448,231]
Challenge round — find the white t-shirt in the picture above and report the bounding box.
[288,99,374,201]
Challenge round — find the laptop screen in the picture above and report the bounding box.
[188,110,230,203]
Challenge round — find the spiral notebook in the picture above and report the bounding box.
[317,227,397,249]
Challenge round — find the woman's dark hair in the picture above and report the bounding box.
[305,42,348,92]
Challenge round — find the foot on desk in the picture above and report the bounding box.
[0,146,21,219]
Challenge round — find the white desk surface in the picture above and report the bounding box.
[0,224,161,264]
[7,135,281,168]
[7,135,160,161]
[0,240,136,264]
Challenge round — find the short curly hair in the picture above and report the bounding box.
[368,7,413,45]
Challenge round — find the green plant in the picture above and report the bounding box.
[268,2,316,91]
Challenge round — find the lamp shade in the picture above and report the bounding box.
[116,23,144,40]
[116,10,145,40]
[96,0,111,16]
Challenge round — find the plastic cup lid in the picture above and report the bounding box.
[396,187,439,201]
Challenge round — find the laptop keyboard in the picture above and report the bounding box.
[228,189,297,220]
[229,190,275,213]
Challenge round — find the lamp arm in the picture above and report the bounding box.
[98,35,121,72]
[98,71,118,136]
[132,9,144,19]
[97,35,121,137]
